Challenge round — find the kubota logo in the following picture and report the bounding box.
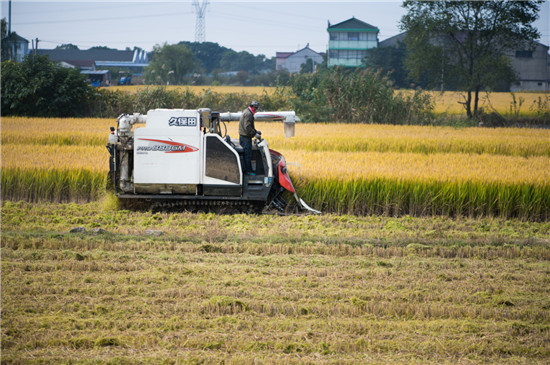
[137,138,199,153]
[169,116,197,126]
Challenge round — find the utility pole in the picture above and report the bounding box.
[8,0,11,34]
[192,0,209,43]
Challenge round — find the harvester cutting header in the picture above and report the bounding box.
[106,104,319,214]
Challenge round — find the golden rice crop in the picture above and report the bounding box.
[4,145,547,185]
[1,116,112,135]
[244,123,550,157]
[1,117,111,146]
[397,90,549,116]
[5,118,549,157]
[1,167,106,203]
[2,144,107,171]
[279,150,550,185]
[278,150,550,219]
[2,117,549,219]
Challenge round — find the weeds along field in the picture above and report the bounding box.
[398,90,549,116]
[107,85,276,96]
[2,200,550,363]
[108,86,548,117]
[2,116,550,220]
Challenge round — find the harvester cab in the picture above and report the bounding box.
[106,108,320,214]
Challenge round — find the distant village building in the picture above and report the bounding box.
[327,17,379,67]
[36,48,148,86]
[31,48,147,86]
[36,48,149,72]
[275,44,324,73]
[1,33,29,62]
[507,42,550,92]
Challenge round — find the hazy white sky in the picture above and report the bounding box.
[2,0,549,58]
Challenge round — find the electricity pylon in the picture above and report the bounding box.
[192,0,209,43]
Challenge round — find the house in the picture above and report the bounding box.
[508,42,550,91]
[56,60,111,86]
[377,32,406,48]
[80,70,111,87]
[1,32,29,62]
[327,17,379,67]
[378,32,550,91]
[36,48,149,73]
[276,44,324,73]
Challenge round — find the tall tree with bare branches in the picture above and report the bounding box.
[401,1,542,118]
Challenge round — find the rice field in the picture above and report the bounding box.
[398,90,549,116]
[2,113,550,364]
[2,116,549,220]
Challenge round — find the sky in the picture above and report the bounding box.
[1,0,549,58]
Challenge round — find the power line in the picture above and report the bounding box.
[14,11,193,25]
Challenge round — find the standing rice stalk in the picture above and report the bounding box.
[1,167,106,203]
[296,177,549,221]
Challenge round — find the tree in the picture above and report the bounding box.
[401,1,542,118]
[362,42,414,89]
[1,18,10,60]
[300,58,315,74]
[1,55,91,117]
[219,50,269,73]
[144,43,194,85]
[179,41,231,73]
[89,46,116,51]
[55,43,80,50]
[1,18,6,38]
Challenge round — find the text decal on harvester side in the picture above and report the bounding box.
[137,138,199,154]
[168,117,197,127]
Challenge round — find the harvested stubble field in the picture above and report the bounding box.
[2,113,550,363]
[2,200,550,364]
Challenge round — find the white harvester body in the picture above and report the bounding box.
[107,108,318,214]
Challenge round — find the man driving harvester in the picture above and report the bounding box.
[239,100,261,176]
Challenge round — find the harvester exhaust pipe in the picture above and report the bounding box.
[219,111,299,138]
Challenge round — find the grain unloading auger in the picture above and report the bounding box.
[106,108,320,214]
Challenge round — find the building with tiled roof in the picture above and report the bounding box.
[276,44,324,73]
[327,17,379,67]
[1,32,29,62]
[36,48,148,70]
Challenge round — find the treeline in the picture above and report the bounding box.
[180,41,274,74]
[143,42,286,86]
[1,55,435,124]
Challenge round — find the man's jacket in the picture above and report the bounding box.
[239,107,257,138]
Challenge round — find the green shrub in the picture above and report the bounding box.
[289,67,434,124]
[1,55,91,117]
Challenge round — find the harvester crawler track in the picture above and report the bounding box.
[118,195,310,216]
[120,198,266,214]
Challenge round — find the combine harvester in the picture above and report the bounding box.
[106,108,320,214]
